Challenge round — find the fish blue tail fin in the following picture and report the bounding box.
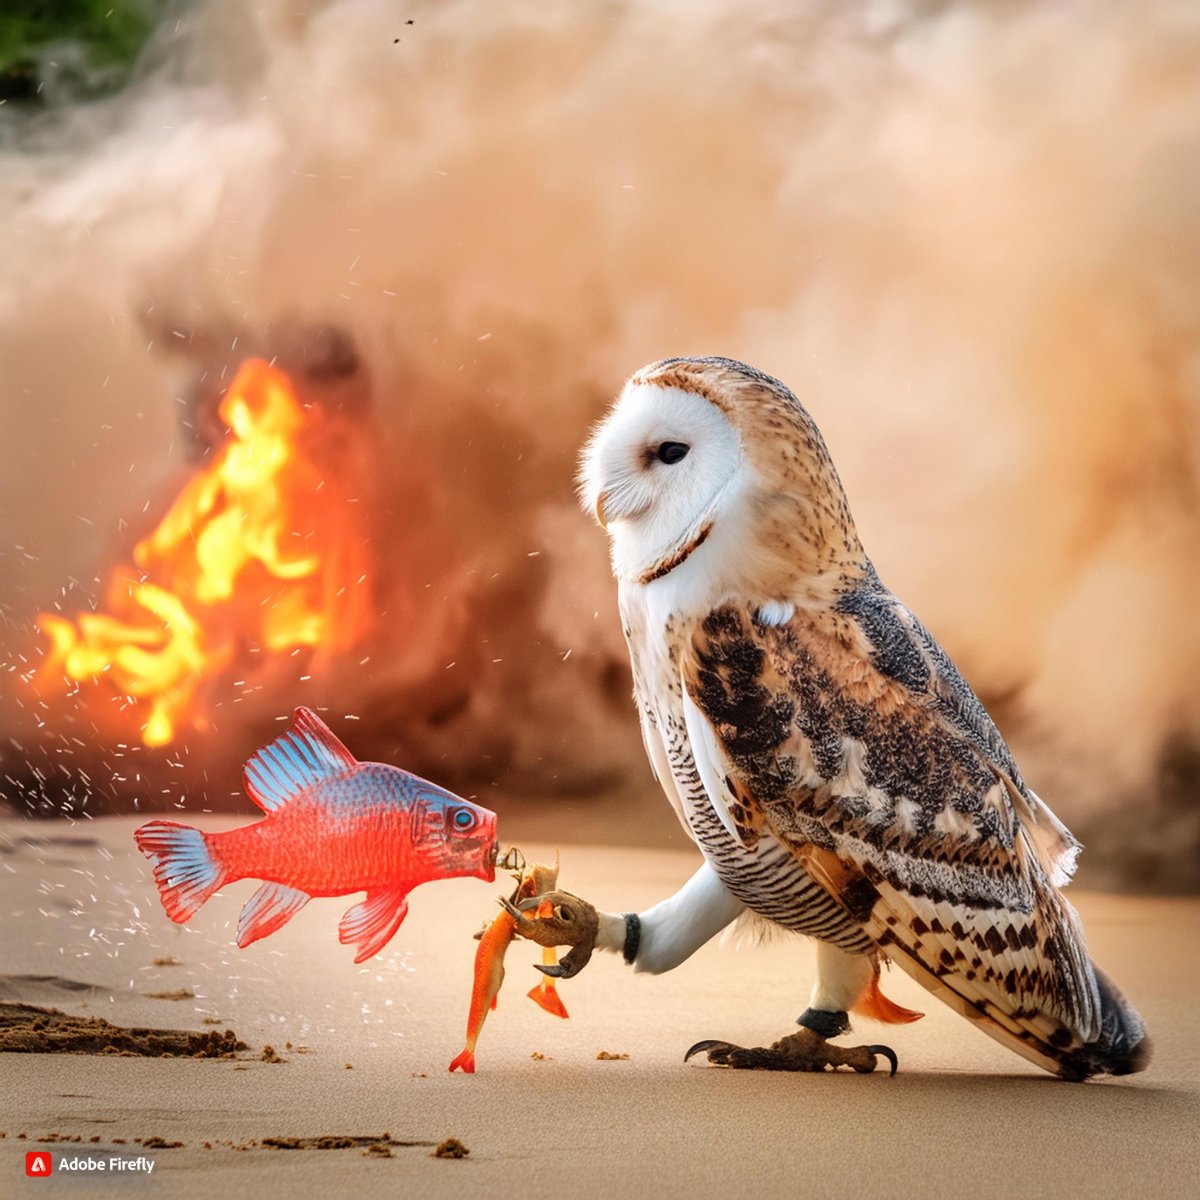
[134,821,226,924]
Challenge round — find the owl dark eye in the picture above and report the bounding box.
[656,441,690,465]
[450,807,477,831]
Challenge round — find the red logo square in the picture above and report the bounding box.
[25,1152,53,1177]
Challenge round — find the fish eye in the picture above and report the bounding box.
[450,808,477,831]
[655,441,689,465]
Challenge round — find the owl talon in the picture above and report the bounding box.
[864,1044,899,1077]
[498,896,540,937]
[497,890,602,979]
[684,1028,898,1074]
[684,1039,741,1062]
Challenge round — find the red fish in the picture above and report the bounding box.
[448,860,567,1074]
[134,706,498,962]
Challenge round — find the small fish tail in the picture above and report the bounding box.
[851,968,924,1025]
[448,1049,476,1074]
[527,981,570,1020]
[134,821,226,924]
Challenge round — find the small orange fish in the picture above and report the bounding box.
[448,859,567,1074]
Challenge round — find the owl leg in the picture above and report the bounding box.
[684,944,899,1075]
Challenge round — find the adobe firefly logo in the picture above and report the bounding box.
[25,1152,53,1177]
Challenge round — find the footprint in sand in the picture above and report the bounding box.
[0,976,108,1005]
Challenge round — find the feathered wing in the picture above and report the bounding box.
[680,594,1147,1078]
[864,591,1083,888]
[635,700,695,840]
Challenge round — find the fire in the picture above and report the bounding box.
[37,359,370,747]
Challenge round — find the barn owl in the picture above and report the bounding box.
[522,356,1149,1079]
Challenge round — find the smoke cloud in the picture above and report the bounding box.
[1,0,1197,888]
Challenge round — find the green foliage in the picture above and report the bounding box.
[0,0,168,102]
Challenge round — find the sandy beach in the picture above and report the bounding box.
[1,815,1197,1199]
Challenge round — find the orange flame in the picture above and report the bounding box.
[37,359,370,747]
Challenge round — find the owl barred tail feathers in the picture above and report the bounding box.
[799,842,1149,1078]
[582,355,1150,1080]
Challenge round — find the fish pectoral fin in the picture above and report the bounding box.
[237,882,311,948]
[338,888,410,963]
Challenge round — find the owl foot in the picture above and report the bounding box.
[684,1027,898,1075]
[500,891,600,979]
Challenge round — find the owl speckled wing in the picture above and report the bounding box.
[679,585,1143,1078]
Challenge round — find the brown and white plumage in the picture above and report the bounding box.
[579,355,1149,1079]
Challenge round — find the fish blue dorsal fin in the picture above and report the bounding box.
[242,706,358,813]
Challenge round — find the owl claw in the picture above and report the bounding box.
[684,1039,737,1062]
[499,890,601,979]
[532,940,594,979]
[499,895,537,930]
[865,1044,899,1077]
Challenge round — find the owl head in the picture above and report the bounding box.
[578,356,864,604]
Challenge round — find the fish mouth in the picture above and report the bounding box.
[477,839,499,883]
